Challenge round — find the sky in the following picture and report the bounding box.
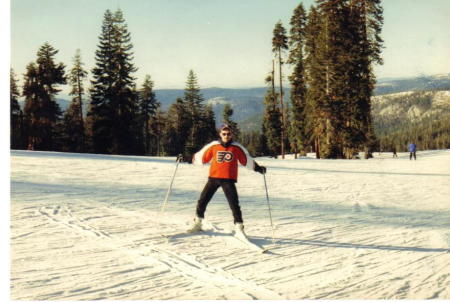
[8,0,450,91]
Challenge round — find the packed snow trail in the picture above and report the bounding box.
[10,150,450,299]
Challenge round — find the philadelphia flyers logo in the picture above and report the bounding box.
[217,151,234,163]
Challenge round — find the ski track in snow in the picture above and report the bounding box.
[10,149,450,299]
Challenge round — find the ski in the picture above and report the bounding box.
[233,231,268,253]
[162,221,269,253]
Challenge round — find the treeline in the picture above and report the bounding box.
[373,90,450,152]
[259,0,384,159]
[11,1,385,159]
[10,9,238,158]
[377,113,450,152]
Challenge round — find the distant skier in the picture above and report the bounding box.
[409,142,417,160]
[392,146,398,158]
[187,124,266,236]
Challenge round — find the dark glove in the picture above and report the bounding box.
[181,154,193,163]
[254,162,267,174]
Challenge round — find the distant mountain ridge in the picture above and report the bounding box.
[154,74,450,129]
[18,74,450,131]
[372,90,450,132]
[374,74,450,95]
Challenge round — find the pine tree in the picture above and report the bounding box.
[222,104,240,140]
[305,1,358,158]
[288,3,308,158]
[22,43,66,151]
[302,0,384,159]
[202,104,218,143]
[64,49,88,152]
[89,10,115,153]
[163,98,190,156]
[10,69,24,149]
[272,21,289,159]
[112,9,139,154]
[304,5,327,158]
[349,0,384,159]
[262,73,282,157]
[184,70,206,156]
[89,9,138,155]
[138,75,159,155]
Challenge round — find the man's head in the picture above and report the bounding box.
[219,124,233,143]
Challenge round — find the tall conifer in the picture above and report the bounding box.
[89,9,138,155]
[318,0,353,158]
[138,75,159,155]
[349,0,384,158]
[304,5,327,158]
[23,43,66,151]
[184,70,206,156]
[272,21,289,159]
[288,3,308,157]
[64,49,88,152]
[262,73,282,157]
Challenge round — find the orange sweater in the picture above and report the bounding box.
[193,141,255,181]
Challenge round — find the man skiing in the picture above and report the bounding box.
[409,142,417,160]
[187,124,266,236]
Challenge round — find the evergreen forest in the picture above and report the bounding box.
[10,1,450,159]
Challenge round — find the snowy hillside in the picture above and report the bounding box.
[10,150,450,299]
[372,90,450,122]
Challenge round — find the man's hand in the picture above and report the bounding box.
[254,163,267,174]
[179,154,193,163]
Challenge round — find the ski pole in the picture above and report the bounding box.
[263,173,275,243]
[160,154,182,213]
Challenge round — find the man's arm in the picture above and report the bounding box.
[232,142,266,174]
[192,141,219,165]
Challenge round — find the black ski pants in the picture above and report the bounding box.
[196,178,243,224]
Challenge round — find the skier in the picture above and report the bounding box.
[409,142,417,160]
[187,124,267,236]
[392,146,398,158]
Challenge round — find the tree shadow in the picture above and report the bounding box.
[270,166,450,177]
[252,236,450,253]
[11,150,177,164]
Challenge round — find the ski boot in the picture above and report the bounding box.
[234,222,247,238]
[186,216,203,233]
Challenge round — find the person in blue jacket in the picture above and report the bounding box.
[409,142,417,160]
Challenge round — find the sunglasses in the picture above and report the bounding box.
[220,132,232,137]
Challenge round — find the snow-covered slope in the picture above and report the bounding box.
[10,150,450,299]
[372,90,450,122]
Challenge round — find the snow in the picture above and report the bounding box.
[10,149,450,299]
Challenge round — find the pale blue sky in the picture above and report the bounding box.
[9,0,450,91]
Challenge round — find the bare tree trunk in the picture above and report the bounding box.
[271,60,276,99]
[271,60,278,156]
[315,137,320,159]
[278,49,285,159]
[77,75,84,152]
